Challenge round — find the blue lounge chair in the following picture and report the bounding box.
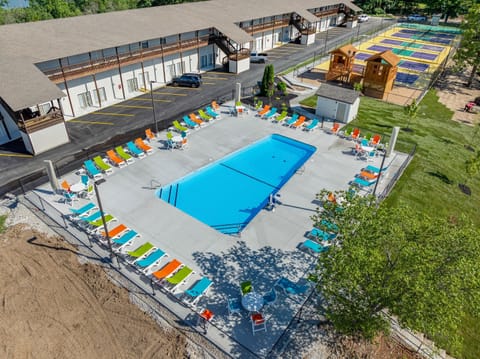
[262,288,277,306]
[274,277,310,296]
[84,160,103,181]
[304,118,319,132]
[283,113,299,126]
[183,115,199,129]
[352,177,377,190]
[206,106,220,119]
[112,230,140,252]
[78,210,102,223]
[301,239,329,254]
[69,202,97,217]
[363,164,389,174]
[262,107,277,119]
[182,277,213,307]
[126,141,146,158]
[134,248,168,274]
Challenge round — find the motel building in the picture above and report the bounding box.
[0,0,360,155]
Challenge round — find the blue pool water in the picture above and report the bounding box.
[157,134,316,234]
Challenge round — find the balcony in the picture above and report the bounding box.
[312,9,339,18]
[42,35,210,83]
[18,110,64,134]
[241,18,291,34]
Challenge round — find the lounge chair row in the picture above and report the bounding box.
[350,164,390,192]
[172,101,221,133]
[82,134,155,180]
[69,201,213,307]
[255,105,319,132]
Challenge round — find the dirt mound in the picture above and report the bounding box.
[0,224,187,359]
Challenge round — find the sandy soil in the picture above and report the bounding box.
[0,220,188,359]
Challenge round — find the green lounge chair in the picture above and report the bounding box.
[240,280,253,295]
[163,266,194,292]
[86,214,116,233]
[126,242,155,263]
[173,120,189,133]
[274,111,288,123]
[93,155,113,175]
[115,146,134,164]
[198,109,212,121]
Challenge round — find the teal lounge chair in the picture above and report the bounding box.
[84,160,103,181]
[183,115,199,129]
[126,242,155,263]
[69,202,97,217]
[352,177,377,190]
[112,230,140,252]
[262,107,278,119]
[283,113,299,126]
[78,210,102,223]
[126,141,145,158]
[206,106,220,119]
[304,118,319,132]
[134,248,168,274]
[173,120,189,133]
[301,239,329,254]
[363,164,389,174]
[93,156,113,175]
[274,277,310,296]
[182,277,213,307]
[262,288,277,306]
[307,227,336,241]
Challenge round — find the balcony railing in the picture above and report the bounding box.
[18,110,64,133]
[42,35,210,83]
[241,18,291,34]
[312,9,339,18]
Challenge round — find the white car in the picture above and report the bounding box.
[358,14,369,23]
[250,52,268,64]
[408,14,427,22]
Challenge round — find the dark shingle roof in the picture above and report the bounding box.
[315,83,360,104]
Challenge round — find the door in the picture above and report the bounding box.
[336,102,348,122]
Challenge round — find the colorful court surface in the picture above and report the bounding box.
[316,24,459,88]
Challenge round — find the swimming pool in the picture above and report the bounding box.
[157,134,316,234]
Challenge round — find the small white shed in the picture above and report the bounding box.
[315,83,360,123]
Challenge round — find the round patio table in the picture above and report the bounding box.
[70,182,86,193]
[241,292,264,312]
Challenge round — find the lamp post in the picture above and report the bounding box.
[93,180,119,268]
[149,81,158,133]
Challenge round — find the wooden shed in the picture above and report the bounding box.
[325,44,358,83]
[363,50,400,100]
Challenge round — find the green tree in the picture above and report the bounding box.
[311,189,480,350]
[260,64,274,98]
[464,151,480,187]
[403,98,418,130]
[453,4,480,87]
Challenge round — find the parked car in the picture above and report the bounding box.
[358,14,369,22]
[171,74,202,88]
[182,72,202,79]
[408,14,427,22]
[250,52,268,63]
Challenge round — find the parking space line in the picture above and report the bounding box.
[202,76,228,80]
[113,104,152,109]
[202,82,216,85]
[0,153,33,158]
[210,72,237,76]
[154,92,188,96]
[91,112,135,117]
[179,87,201,91]
[69,120,114,125]
[128,98,172,102]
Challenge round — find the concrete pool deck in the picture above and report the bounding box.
[31,103,408,357]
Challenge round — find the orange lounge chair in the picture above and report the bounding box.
[359,170,378,180]
[189,113,207,127]
[152,259,183,282]
[134,138,153,155]
[351,128,361,141]
[99,223,128,239]
[61,180,71,192]
[257,105,271,117]
[106,150,127,168]
[329,123,340,135]
[290,116,305,129]
[211,100,220,111]
[145,128,156,141]
[370,134,381,146]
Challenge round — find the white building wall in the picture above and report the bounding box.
[315,97,359,123]
[346,98,360,122]
[26,121,69,155]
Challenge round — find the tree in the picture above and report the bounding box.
[423,0,471,23]
[403,98,418,130]
[461,150,480,194]
[260,64,275,99]
[311,189,480,350]
[453,4,480,87]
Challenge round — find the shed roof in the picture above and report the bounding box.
[365,50,401,66]
[315,83,360,104]
[0,0,360,110]
[331,44,358,57]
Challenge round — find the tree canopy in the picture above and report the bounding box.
[453,4,480,87]
[311,189,480,351]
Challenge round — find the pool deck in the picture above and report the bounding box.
[32,103,407,358]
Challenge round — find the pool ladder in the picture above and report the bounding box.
[150,179,162,189]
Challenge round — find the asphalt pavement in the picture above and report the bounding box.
[0,17,395,196]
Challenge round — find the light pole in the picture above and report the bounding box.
[93,180,119,268]
[149,81,158,133]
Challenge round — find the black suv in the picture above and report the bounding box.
[172,74,202,88]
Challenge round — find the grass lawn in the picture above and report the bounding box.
[301,90,480,358]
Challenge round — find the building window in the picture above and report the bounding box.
[92,87,107,105]
[126,78,139,93]
[141,41,149,49]
[78,91,92,108]
[38,102,52,115]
